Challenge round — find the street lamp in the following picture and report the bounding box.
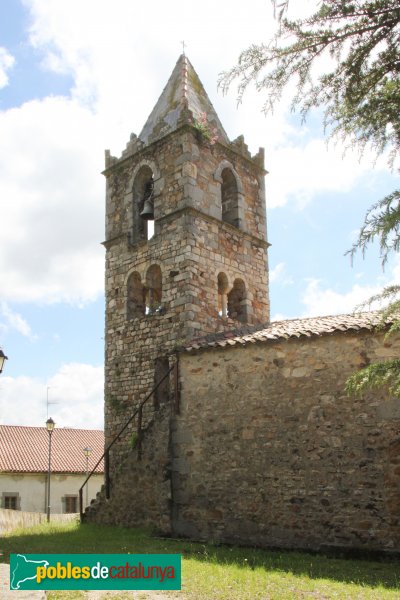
[0,349,8,374]
[83,447,92,507]
[46,417,55,522]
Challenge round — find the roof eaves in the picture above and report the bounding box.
[181,311,389,353]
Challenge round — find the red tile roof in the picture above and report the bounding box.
[0,426,104,474]
[183,311,388,352]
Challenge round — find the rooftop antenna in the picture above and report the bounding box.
[46,386,58,419]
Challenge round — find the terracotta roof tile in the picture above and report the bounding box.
[183,311,388,353]
[0,426,104,474]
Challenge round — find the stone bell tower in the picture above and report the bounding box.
[103,54,270,460]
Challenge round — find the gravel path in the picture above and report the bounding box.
[0,563,46,599]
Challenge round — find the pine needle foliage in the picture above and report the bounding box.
[346,358,400,396]
[347,190,400,266]
[346,285,400,395]
[219,1,400,166]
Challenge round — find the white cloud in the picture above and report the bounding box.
[269,262,294,285]
[301,279,382,317]
[0,302,36,339]
[0,46,15,89]
[270,262,285,283]
[0,96,105,305]
[267,138,390,209]
[301,258,400,317]
[0,362,104,429]
[271,312,289,322]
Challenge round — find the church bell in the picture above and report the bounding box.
[140,179,155,220]
[140,198,154,220]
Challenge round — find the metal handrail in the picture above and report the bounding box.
[79,364,174,521]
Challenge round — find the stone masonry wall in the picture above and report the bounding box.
[172,329,400,552]
[86,401,172,533]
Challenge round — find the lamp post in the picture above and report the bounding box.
[83,447,92,507]
[46,417,55,522]
[0,349,8,374]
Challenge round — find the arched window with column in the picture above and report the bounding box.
[127,271,145,319]
[227,278,248,323]
[145,264,162,314]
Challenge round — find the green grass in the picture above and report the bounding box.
[1,520,399,599]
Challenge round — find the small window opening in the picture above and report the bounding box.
[227,278,248,323]
[3,494,19,510]
[154,357,170,409]
[127,272,145,319]
[221,168,239,228]
[218,272,229,317]
[145,265,162,315]
[64,495,78,513]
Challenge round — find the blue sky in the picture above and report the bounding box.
[0,0,398,429]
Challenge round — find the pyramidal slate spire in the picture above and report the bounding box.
[139,54,229,146]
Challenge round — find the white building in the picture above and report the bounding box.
[0,425,104,514]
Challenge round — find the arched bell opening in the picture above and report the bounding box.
[132,166,154,242]
[227,278,248,323]
[221,168,240,228]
